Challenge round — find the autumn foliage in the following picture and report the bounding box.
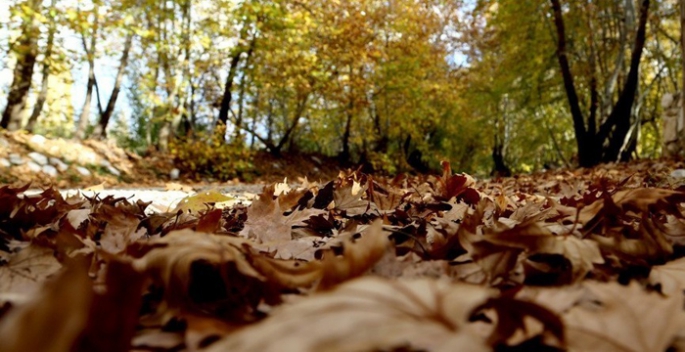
[1,161,685,351]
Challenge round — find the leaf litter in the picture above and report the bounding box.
[1,161,685,351]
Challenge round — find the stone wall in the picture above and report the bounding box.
[661,92,685,158]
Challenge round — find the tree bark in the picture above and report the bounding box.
[234,37,256,140]
[339,102,354,163]
[549,0,594,166]
[491,143,511,177]
[598,0,650,162]
[217,29,249,128]
[75,3,100,139]
[550,0,650,166]
[26,0,58,133]
[92,32,134,139]
[1,0,41,131]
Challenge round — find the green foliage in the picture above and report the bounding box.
[170,124,255,181]
[1,0,682,175]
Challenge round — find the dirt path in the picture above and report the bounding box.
[25,184,269,213]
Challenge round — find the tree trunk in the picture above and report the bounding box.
[550,0,594,167]
[92,33,134,139]
[26,0,58,133]
[217,48,244,127]
[234,37,256,140]
[273,93,308,155]
[75,3,100,139]
[339,106,353,163]
[491,143,512,177]
[599,0,650,162]
[1,0,41,131]
[550,0,650,166]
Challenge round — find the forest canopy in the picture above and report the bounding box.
[0,0,682,177]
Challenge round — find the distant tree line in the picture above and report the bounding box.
[0,0,682,174]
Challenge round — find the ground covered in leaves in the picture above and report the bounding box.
[0,130,341,188]
[2,161,685,351]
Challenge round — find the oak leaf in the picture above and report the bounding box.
[239,189,324,243]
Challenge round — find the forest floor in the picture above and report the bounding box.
[0,130,341,189]
[3,131,685,351]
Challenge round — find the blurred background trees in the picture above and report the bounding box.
[0,0,682,176]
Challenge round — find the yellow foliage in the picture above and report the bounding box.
[170,125,254,181]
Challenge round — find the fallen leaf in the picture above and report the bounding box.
[205,276,494,352]
[0,245,62,299]
[0,260,92,352]
[239,188,324,243]
[649,257,685,296]
[174,191,236,213]
[564,281,685,352]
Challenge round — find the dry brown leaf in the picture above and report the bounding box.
[73,259,144,352]
[515,285,585,314]
[333,181,375,216]
[0,260,92,352]
[317,220,390,289]
[239,189,324,243]
[0,245,62,300]
[592,215,673,261]
[131,229,268,317]
[612,188,685,214]
[65,208,91,229]
[649,257,685,296]
[248,220,389,290]
[205,277,493,352]
[96,204,147,254]
[564,281,685,352]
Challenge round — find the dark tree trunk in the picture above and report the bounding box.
[598,0,650,162]
[234,37,256,140]
[550,0,594,166]
[93,33,134,139]
[217,49,243,127]
[235,94,308,157]
[26,0,57,133]
[401,135,429,173]
[1,0,41,131]
[491,143,512,177]
[550,0,650,167]
[339,109,353,163]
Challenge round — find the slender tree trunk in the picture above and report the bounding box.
[274,93,308,154]
[549,0,594,166]
[26,0,58,133]
[234,37,256,140]
[339,102,354,163]
[491,113,511,177]
[550,0,650,166]
[75,3,100,139]
[217,50,243,127]
[491,144,511,177]
[1,0,41,131]
[599,0,650,162]
[93,33,134,139]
